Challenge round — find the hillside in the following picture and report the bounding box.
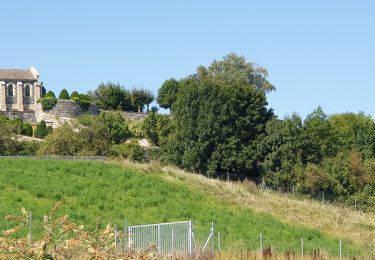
[0,158,373,257]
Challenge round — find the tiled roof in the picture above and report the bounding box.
[0,69,37,81]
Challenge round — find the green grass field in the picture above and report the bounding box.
[0,158,367,256]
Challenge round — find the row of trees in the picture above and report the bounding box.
[88,83,154,112]
[145,53,375,210]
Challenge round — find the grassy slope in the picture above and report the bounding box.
[0,159,371,256]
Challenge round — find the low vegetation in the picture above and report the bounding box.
[0,158,371,257]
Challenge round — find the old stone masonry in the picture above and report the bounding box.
[0,66,99,127]
[0,66,42,111]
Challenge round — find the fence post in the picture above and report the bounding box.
[157,224,161,253]
[124,219,128,251]
[171,228,174,255]
[128,226,132,251]
[340,240,343,259]
[301,237,304,257]
[188,220,192,255]
[259,233,263,255]
[218,231,221,254]
[28,212,32,243]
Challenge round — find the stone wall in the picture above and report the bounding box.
[99,110,148,120]
[34,100,99,128]
[0,111,36,123]
[46,100,98,118]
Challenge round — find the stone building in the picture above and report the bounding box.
[0,66,42,112]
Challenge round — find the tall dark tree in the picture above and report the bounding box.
[164,76,272,177]
[157,78,180,110]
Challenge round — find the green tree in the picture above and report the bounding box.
[131,88,154,112]
[70,91,80,101]
[165,76,271,177]
[157,78,180,110]
[91,82,132,111]
[34,120,50,139]
[328,112,375,158]
[45,90,56,98]
[58,89,70,100]
[142,112,173,146]
[97,112,131,144]
[206,53,275,93]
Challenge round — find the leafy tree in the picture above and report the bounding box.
[70,91,80,101]
[165,76,271,177]
[131,88,154,112]
[142,112,173,146]
[34,120,50,139]
[97,112,131,144]
[91,82,132,111]
[58,89,70,100]
[157,78,180,110]
[303,106,338,161]
[205,53,275,93]
[45,90,56,98]
[328,112,375,158]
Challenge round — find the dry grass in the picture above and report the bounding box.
[115,160,375,250]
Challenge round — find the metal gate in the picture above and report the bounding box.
[128,220,193,255]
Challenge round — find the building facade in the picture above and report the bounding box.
[0,66,42,112]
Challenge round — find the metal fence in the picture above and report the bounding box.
[126,220,193,255]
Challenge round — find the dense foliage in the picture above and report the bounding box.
[40,97,57,111]
[156,78,179,110]
[58,89,70,100]
[89,82,131,111]
[70,90,80,101]
[34,120,51,139]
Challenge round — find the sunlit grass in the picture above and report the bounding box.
[0,158,370,256]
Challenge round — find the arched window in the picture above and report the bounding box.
[7,84,14,97]
[24,84,31,97]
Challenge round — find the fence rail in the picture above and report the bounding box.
[126,220,193,255]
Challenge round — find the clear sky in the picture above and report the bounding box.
[1,1,374,118]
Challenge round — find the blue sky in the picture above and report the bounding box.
[1,1,374,118]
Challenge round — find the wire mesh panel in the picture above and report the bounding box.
[128,220,192,255]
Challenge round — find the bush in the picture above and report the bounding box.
[79,93,92,102]
[111,140,146,162]
[17,141,40,156]
[45,90,56,98]
[79,100,91,112]
[41,97,57,111]
[34,121,50,139]
[70,91,80,101]
[21,122,33,136]
[58,89,70,100]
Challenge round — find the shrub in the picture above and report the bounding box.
[70,91,80,101]
[111,140,146,162]
[21,122,33,136]
[58,89,70,100]
[17,141,40,156]
[79,93,92,102]
[41,97,57,111]
[45,90,56,98]
[34,120,50,139]
[79,100,91,112]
